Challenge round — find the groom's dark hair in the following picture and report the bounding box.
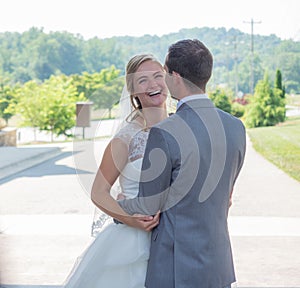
[165,39,213,91]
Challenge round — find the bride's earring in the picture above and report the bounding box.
[134,96,142,110]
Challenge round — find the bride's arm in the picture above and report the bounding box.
[91,138,157,231]
[91,138,129,219]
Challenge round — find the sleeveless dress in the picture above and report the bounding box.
[63,124,150,288]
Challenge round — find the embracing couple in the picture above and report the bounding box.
[64,39,246,288]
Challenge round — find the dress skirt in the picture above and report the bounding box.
[64,223,151,288]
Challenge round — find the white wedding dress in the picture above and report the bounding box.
[64,125,151,288]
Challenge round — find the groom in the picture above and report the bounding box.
[119,39,246,288]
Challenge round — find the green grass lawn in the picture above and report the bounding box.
[247,116,300,183]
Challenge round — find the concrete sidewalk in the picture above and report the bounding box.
[0,144,64,181]
[0,134,300,287]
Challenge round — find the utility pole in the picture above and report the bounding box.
[232,36,241,98]
[244,18,261,94]
[225,36,244,98]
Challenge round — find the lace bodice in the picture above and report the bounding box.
[116,123,149,199]
[128,129,149,162]
[114,121,149,160]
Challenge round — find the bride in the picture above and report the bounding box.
[63,54,169,287]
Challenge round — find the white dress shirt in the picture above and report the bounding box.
[176,94,208,110]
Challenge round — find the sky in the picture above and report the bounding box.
[1,0,300,41]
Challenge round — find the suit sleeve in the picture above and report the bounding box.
[233,120,247,186]
[119,126,173,215]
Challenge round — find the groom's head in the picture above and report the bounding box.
[164,39,213,99]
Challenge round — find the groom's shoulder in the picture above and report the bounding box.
[151,114,183,140]
[155,113,180,129]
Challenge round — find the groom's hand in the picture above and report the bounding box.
[128,211,160,232]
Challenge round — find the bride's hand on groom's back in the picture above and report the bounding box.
[127,211,160,232]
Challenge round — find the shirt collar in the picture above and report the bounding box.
[176,94,208,110]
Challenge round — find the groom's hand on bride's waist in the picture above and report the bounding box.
[124,211,160,232]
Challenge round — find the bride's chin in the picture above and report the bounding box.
[153,97,165,104]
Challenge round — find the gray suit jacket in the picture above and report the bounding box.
[119,98,246,288]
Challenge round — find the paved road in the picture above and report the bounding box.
[1,135,300,287]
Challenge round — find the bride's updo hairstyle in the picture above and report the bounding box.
[126,54,164,111]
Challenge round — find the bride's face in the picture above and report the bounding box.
[133,60,168,109]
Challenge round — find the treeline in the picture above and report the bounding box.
[1,26,300,94]
[0,66,286,139]
[0,67,123,138]
[0,27,294,140]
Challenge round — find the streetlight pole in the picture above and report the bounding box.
[244,18,261,94]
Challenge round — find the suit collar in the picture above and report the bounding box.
[176,98,215,112]
[176,94,208,110]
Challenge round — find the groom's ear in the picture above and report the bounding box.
[172,71,183,85]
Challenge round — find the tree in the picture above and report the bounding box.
[209,87,232,114]
[245,73,286,128]
[83,38,126,73]
[52,32,85,75]
[32,37,60,80]
[7,80,43,141]
[38,75,86,140]
[237,53,264,95]
[278,53,300,93]
[7,75,86,141]
[0,79,15,125]
[274,41,300,93]
[88,67,124,118]
[274,69,285,98]
[1,27,300,93]
[90,77,124,118]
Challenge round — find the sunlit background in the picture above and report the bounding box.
[1,0,299,40]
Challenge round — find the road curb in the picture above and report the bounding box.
[0,146,62,181]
